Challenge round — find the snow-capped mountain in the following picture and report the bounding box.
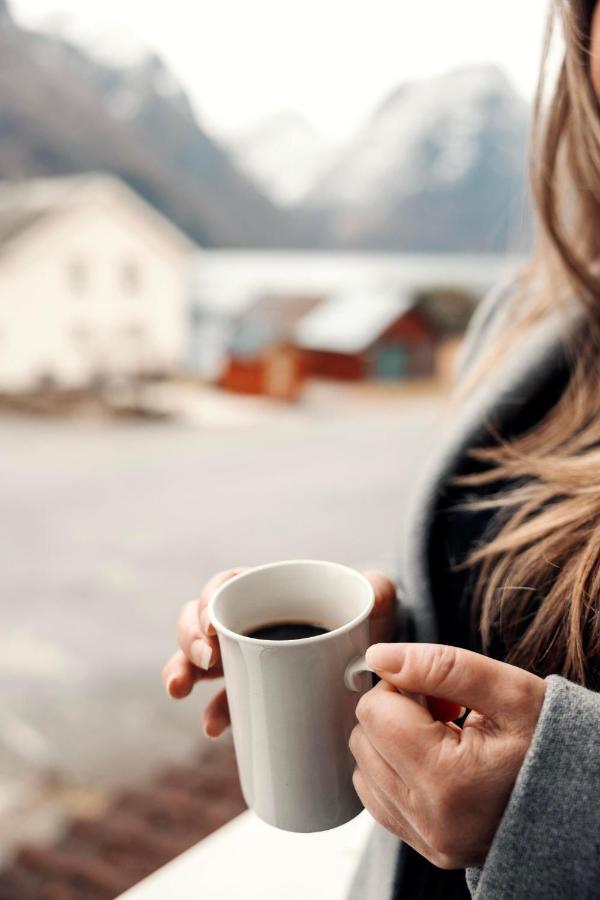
[310,66,527,206]
[31,15,194,121]
[0,1,302,247]
[306,65,531,251]
[226,65,531,251]
[230,111,336,206]
[23,12,151,68]
[0,0,532,252]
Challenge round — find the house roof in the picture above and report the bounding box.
[0,206,51,247]
[227,293,324,359]
[294,288,415,354]
[0,174,197,256]
[0,179,76,249]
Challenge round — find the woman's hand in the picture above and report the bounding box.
[161,568,247,737]
[350,643,546,870]
[162,568,399,738]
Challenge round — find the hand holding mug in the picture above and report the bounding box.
[161,563,469,833]
[350,642,546,868]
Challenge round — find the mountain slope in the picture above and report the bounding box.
[306,66,531,252]
[0,2,300,247]
[230,111,336,206]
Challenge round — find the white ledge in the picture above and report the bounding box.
[117,809,374,899]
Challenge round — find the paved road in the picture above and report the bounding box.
[0,392,442,798]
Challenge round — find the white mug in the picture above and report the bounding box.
[209,559,375,833]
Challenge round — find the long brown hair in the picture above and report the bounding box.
[460,0,600,688]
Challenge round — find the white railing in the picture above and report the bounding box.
[117,809,373,900]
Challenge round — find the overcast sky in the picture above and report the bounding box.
[12,0,552,142]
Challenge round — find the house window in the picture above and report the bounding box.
[70,324,92,345]
[67,259,88,296]
[123,323,146,342]
[120,260,142,296]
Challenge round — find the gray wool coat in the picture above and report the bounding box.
[350,279,599,900]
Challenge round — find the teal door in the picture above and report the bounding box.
[374,346,407,379]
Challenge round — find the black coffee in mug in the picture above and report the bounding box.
[244,621,330,641]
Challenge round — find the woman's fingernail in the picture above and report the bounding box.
[365,645,382,669]
[191,639,213,670]
[365,643,403,672]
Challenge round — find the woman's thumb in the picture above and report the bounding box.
[366,642,544,718]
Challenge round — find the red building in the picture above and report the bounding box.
[218,345,304,402]
[294,289,436,381]
[217,293,319,400]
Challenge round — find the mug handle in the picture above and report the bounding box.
[344,654,427,708]
[344,655,374,691]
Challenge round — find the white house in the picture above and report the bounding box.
[0,174,197,392]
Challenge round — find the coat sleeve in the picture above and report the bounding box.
[465,675,600,900]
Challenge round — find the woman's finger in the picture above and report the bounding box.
[349,724,410,810]
[176,570,243,670]
[203,689,230,738]
[198,568,249,628]
[199,605,214,638]
[177,600,221,672]
[366,642,545,721]
[352,767,422,850]
[162,649,201,699]
[363,571,397,644]
[352,767,401,837]
[177,568,248,671]
[356,680,456,779]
